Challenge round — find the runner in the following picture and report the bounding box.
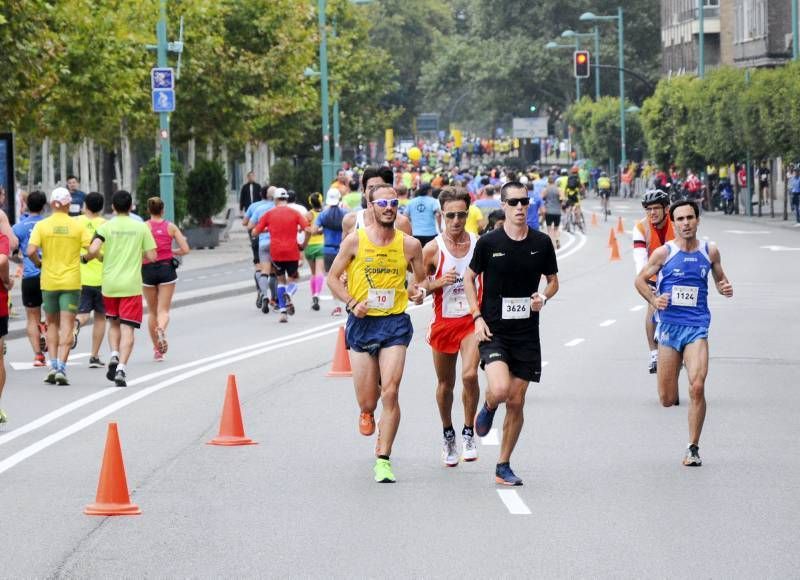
[406,183,441,247]
[542,175,563,249]
[27,188,92,386]
[0,231,12,422]
[635,200,733,466]
[243,186,276,312]
[463,181,559,486]
[313,188,347,316]
[142,197,190,360]
[83,191,157,387]
[72,192,107,368]
[304,192,325,312]
[252,188,308,323]
[326,183,426,483]
[633,189,674,375]
[11,191,47,366]
[423,186,480,466]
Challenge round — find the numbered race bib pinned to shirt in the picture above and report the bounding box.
[671,285,698,307]
[367,288,396,310]
[501,297,530,320]
[443,293,469,318]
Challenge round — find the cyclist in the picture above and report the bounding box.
[597,171,612,219]
[563,168,584,232]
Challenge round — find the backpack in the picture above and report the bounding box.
[567,174,580,190]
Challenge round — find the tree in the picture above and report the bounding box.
[567,96,644,166]
[186,159,227,225]
[136,156,188,224]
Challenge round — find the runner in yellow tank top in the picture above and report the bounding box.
[327,184,428,484]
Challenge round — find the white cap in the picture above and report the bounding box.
[50,187,72,206]
[325,188,341,206]
[273,187,289,199]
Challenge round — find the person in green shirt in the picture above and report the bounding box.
[84,191,156,387]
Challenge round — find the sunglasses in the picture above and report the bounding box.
[373,198,399,208]
[505,197,530,207]
[444,211,468,220]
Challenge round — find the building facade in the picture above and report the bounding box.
[661,0,721,75]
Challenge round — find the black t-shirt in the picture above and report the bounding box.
[469,227,558,337]
[758,167,770,185]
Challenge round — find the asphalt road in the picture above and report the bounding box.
[1,205,797,578]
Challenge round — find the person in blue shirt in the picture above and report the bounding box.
[525,180,544,231]
[243,186,275,311]
[66,175,86,217]
[789,166,800,223]
[406,184,441,247]
[11,190,47,366]
[314,189,348,316]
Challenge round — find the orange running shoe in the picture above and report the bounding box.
[359,411,375,436]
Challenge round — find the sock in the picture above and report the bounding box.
[443,426,455,439]
[287,282,297,296]
[650,349,658,360]
[253,271,261,292]
[50,359,58,370]
[110,350,120,359]
[277,285,286,309]
[462,425,474,437]
[256,273,270,296]
[269,275,278,301]
[117,363,126,372]
[57,360,66,372]
[309,276,317,296]
[377,455,390,461]
[313,275,324,296]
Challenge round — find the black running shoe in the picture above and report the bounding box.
[88,356,104,368]
[312,296,320,311]
[114,369,127,387]
[683,444,701,466]
[71,321,80,350]
[256,293,263,309]
[261,297,270,314]
[106,355,119,382]
[649,359,657,374]
[285,294,295,316]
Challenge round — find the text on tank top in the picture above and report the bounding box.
[347,228,408,316]
[433,233,476,319]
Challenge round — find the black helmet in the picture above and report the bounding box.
[642,189,669,208]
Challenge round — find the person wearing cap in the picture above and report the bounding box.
[26,187,92,386]
[312,188,347,315]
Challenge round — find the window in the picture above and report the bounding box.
[734,0,767,43]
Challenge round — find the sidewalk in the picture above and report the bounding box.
[704,209,800,231]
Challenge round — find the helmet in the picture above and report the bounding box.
[641,189,669,208]
[600,171,607,177]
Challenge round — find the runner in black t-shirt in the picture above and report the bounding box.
[464,181,559,486]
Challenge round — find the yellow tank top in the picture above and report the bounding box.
[347,229,408,316]
[308,210,323,246]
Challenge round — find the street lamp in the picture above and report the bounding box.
[562,29,601,100]
[545,40,582,102]
[581,8,626,169]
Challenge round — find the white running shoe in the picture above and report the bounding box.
[442,436,459,467]
[462,432,478,462]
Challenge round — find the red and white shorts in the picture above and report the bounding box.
[426,315,474,355]
[103,295,144,328]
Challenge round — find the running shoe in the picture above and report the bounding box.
[312,296,320,311]
[114,369,127,387]
[106,355,119,382]
[442,435,459,467]
[285,294,295,316]
[88,356,104,368]
[331,306,343,317]
[474,402,496,437]
[279,312,288,323]
[462,432,478,462]
[495,463,523,486]
[43,368,57,384]
[156,328,168,354]
[33,353,47,367]
[54,369,69,386]
[71,321,81,350]
[359,411,375,436]
[649,352,658,374]
[38,322,48,353]
[256,293,263,309]
[261,297,270,314]
[374,458,396,483]
[0,408,7,424]
[683,444,702,467]
[153,348,164,362]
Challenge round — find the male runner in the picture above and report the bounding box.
[84,191,157,387]
[635,200,733,466]
[326,184,426,483]
[423,186,480,466]
[633,189,674,375]
[27,188,92,385]
[243,186,275,311]
[464,181,559,486]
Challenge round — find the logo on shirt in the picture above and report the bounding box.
[491,252,505,258]
[683,257,697,262]
[530,251,539,255]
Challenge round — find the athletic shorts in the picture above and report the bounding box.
[324,253,337,272]
[304,244,324,261]
[414,235,436,248]
[656,322,708,353]
[21,276,43,308]
[599,189,611,198]
[545,214,561,227]
[479,332,542,383]
[142,260,178,287]
[258,243,271,264]
[78,285,105,315]
[272,260,299,278]
[42,289,80,315]
[0,316,7,338]
[427,315,474,355]
[250,236,260,264]
[104,295,144,328]
[345,312,413,356]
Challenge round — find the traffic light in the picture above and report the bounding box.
[574,50,590,78]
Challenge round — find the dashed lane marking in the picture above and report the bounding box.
[480,428,499,446]
[599,319,616,327]
[630,305,645,312]
[564,338,585,347]
[497,490,531,515]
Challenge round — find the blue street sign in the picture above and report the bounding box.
[152,89,175,113]
[151,67,174,89]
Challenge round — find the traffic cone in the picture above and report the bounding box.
[327,327,352,377]
[84,422,141,516]
[207,375,257,446]
[608,227,617,247]
[617,215,625,234]
[591,212,598,226]
[609,236,622,261]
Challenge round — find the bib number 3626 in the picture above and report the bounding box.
[671,285,698,307]
[502,297,530,319]
[367,288,395,310]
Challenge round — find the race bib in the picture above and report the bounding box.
[501,297,530,319]
[443,293,469,318]
[69,203,81,215]
[671,285,698,307]
[367,288,395,310]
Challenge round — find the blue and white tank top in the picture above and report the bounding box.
[656,240,712,327]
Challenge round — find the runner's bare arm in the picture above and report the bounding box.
[404,235,426,302]
[341,212,356,236]
[532,273,559,312]
[421,238,451,292]
[83,238,103,262]
[0,254,13,291]
[0,210,18,252]
[464,266,491,341]
[635,246,669,309]
[708,243,733,297]
[169,223,190,256]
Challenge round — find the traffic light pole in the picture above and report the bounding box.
[318,0,333,192]
[618,6,626,169]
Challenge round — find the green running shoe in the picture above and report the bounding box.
[374,458,396,483]
[0,408,8,424]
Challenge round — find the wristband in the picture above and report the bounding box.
[472,313,483,322]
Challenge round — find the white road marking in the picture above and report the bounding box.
[480,428,499,446]
[599,319,616,327]
[555,231,587,260]
[760,245,800,252]
[564,338,585,347]
[542,361,549,367]
[630,305,645,312]
[497,490,531,515]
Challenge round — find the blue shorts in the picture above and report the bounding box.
[657,322,708,352]
[345,313,413,356]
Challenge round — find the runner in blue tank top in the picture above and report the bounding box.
[635,200,733,468]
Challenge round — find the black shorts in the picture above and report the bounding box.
[599,189,611,198]
[272,260,299,278]
[414,235,436,248]
[545,214,561,228]
[250,236,260,264]
[324,253,336,272]
[21,276,43,308]
[479,333,542,383]
[142,260,178,287]
[0,316,7,338]
[78,285,106,315]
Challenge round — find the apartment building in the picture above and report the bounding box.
[661,0,721,75]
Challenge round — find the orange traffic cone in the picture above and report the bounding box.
[591,212,598,226]
[207,375,257,446]
[608,227,617,247]
[617,215,625,234]
[327,327,352,377]
[84,422,141,516]
[610,237,622,261]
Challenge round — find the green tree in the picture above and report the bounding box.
[186,159,227,225]
[567,96,644,166]
[136,156,188,224]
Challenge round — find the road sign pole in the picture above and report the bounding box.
[318,0,333,192]
[156,0,175,223]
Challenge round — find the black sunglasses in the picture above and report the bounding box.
[444,211,468,219]
[505,197,530,207]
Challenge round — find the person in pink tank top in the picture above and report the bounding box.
[142,197,190,360]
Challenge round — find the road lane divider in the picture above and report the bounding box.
[480,428,499,446]
[564,338,585,347]
[599,319,616,327]
[497,490,531,515]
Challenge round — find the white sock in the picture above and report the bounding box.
[650,349,658,359]
[117,363,126,372]
[111,350,120,359]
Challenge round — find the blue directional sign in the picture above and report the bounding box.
[152,89,175,113]
[151,67,174,90]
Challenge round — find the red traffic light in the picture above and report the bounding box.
[574,50,590,78]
